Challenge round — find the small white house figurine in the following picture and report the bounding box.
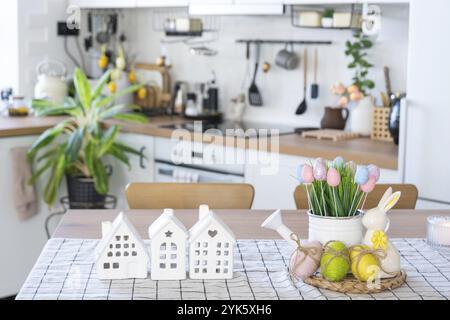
[95,212,150,280]
[148,208,188,280]
[189,205,236,280]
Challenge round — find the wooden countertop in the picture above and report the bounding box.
[53,209,448,239]
[0,115,398,169]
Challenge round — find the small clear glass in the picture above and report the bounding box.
[427,216,450,254]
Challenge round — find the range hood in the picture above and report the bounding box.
[189,4,284,16]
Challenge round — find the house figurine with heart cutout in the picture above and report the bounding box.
[148,208,188,280]
[95,212,150,280]
[188,205,236,280]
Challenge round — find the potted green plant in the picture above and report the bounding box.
[296,157,380,246]
[345,32,375,136]
[28,68,147,208]
[321,9,334,28]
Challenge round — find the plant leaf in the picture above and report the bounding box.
[99,104,141,120]
[27,120,70,161]
[97,125,120,157]
[43,149,65,206]
[113,141,145,158]
[29,158,53,185]
[65,127,84,164]
[95,84,142,108]
[91,69,112,101]
[31,99,58,111]
[92,159,108,195]
[73,67,92,112]
[112,112,148,124]
[34,105,82,117]
[107,145,131,169]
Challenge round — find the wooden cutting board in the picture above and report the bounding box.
[302,129,360,142]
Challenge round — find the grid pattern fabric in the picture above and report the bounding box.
[16,238,450,300]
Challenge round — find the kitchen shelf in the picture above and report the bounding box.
[290,4,362,31]
[235,39,332,46]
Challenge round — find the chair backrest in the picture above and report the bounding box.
[126,183,255,209]
[294,184,418,210]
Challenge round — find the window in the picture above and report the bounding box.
[116,252,121,257]
[160,263,166,269]
[104,263,110,269]
[132,251,137,256]
[224,243,230,248]
[124,235,129,241]
[124,251,129,256]
[215,268,220,273]
[107,252,113,257]
[160,243,167,251]
[202,260,207,266]
[109,244,113,249]
[124,243,129,249]
[170,263,177,269]
[217,243,222,248]
[196,242,201,248]
[202,268,207,273]
[160,254,166,259]
[224,260,229,266]
[116,244,121,249]
[203,250,208,256]
[195,250,200,256]
[216,260,221,266]
[216,250,221,256]
[194,268,199,273]
[203,242,208,248]
[224,250,229,256]
[115,236,121,241]
[170,243,177,251]
[194,260,200,266]
[170,254,177,259]
[113,263,119,269]
[132,243,135,248]
[224,268,229,273]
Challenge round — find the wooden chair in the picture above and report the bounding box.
[294,184,418,210]
[126,183,255,209]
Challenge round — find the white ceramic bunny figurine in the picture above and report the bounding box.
[362,187,402,278]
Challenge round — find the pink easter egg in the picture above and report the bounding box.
[313,159,327,181]
[360,176,376,193]
[301,164,314,184]
[368,164,380,182]
[327,167,341,187]
[289,240,323,280]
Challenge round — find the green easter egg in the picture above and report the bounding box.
[320,241,350,282]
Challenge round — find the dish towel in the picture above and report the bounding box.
[10,147,38,221]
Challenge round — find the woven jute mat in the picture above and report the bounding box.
[304,270,407,294]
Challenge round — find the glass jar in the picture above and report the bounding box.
[8,96,29,117]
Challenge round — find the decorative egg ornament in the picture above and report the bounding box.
[289,235,323,280]
[350,245,380,282]
[320,241,350,282]
[301,164,315,184]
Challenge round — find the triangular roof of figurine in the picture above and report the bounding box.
[148,209,188,238]
[189,210,236,243]
[95,212,149,261]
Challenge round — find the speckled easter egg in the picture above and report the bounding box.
[327,167,341,187]
[289,241,323,280]
[301,164,314,184]
[313,159,327,181]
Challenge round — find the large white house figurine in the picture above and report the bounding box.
[94,212,149,280]
[148,209,188,280]
[189,205,236,280]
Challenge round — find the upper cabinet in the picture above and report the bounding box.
[69,0,137,8]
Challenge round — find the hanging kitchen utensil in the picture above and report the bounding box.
[384,66,393,103]
[295,47,308,115]
[248,42,263,106]
[311,48,319,99]
[240,41,251,90]
[96,14,111,45]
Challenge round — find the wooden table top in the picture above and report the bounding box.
[53,209,450,239]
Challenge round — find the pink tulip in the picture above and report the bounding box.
[327,167,341,187]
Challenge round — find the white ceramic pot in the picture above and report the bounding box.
[321,17,333,28]
[350,96,374,136]
[308,211,364,246]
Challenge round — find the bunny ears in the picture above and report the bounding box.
[377,187,402,212]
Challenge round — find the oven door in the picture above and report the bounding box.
[154,160,244,183]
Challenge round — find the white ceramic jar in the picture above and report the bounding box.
[308,211,364,246]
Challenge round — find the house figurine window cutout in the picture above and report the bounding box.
[94,212,149,280]
[148,208,188,280]
[188,205,236,280]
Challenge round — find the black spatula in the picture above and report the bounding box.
[296,48,308,115]
[248,43,263,106]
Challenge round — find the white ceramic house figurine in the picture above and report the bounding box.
[189,205,236,280]
[362,187,402,278]
[95,212,150,280]
[148,208,188,280]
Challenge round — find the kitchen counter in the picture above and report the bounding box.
[0,115,398,169]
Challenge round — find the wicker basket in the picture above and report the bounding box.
[371,107,394,142]
[304,270,407,294]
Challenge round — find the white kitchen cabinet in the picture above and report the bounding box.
[107,133,154,209]
[69,0,137,8]
[0,135,54,298]
[136,0,190,7]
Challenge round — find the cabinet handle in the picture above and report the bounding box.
[139,146,146,169]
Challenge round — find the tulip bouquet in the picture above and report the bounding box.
[331,83,364,108]
[296,157,380,217]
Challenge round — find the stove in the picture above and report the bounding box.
[159,120,307,138]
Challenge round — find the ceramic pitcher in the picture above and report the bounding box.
[320,107,349,130]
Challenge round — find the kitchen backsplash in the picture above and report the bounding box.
[126,5,409,126]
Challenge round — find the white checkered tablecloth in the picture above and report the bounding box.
[16,238,450,300]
